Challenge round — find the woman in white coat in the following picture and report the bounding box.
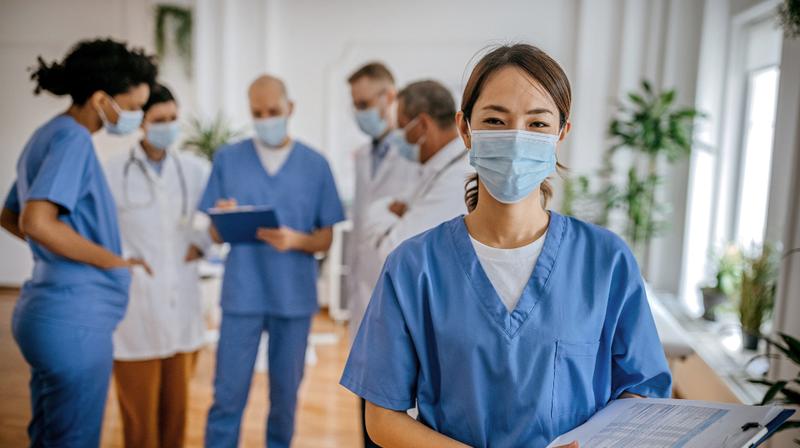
[104,83,212,448]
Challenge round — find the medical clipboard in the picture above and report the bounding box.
[752,408,796,447]
[208,205,280,244]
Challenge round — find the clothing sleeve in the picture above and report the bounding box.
[189,157,215,252]
[608,249,673,399]
[314,159,345,229]
[4,182,20,213]
[197,152,224,213]
[26,129,93,213]
[376,167,467,260]
[340,256,419,411]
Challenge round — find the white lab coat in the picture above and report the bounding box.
[354,138,473,339]
[348,140,418,343]
[104,143,212,360]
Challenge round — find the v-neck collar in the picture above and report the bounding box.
[248,138,297,179]
[447,211,567,339]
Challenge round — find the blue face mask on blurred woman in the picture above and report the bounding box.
[468,125,558,204]
[97,95,144,136]
[254,116,288,147]
[146,121,180,150]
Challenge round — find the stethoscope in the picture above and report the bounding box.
[123,146,190,225]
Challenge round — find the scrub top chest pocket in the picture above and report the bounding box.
[551,339,603,435]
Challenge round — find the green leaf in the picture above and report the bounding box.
[783,386,800,404]
[660,89,676,106]
[628,93,647,107]
[780,333,800,363]
[761,381,788,405]
[775,420,800,433]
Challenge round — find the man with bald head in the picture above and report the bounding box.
[199,74,345,447]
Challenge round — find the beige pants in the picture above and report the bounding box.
[113,351,198,448]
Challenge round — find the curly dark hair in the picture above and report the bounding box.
[30,38,158,105]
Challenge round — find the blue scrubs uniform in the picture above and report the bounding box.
[4,115,131,447]
[341,212,672,448]
[200,139,344,447]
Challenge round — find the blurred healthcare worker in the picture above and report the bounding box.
[358,80,473,301]
[341,44,671,448]
[0,39,156,447]
[346,61,420,448]
[200,75,345,448]
[104,83,211,448]
[347,62,418,345]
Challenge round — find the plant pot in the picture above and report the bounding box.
[701,287,726,321]
[742,331,760,351]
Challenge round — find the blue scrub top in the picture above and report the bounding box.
[199,139,345,316]
[4,115,131,330]
[341,212,672,447]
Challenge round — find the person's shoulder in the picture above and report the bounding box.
[45,115,92,149]
[176,149,210,170]
[559,212,638,265]
[103,148,132,172]
[212,138,253,162]
[293,140,333,169]
[385,217,459,271]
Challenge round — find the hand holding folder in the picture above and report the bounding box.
[208,205,281,244]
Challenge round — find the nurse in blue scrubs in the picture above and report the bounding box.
[200,75,345,448]
[341,44,672,448]
[0,39,157,447]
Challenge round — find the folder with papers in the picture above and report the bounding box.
[546,398,795,448]
[208,205,280,244]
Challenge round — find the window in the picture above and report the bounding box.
[734,66,779,247]
[679,13,782,314]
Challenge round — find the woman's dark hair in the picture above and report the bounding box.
[461,44,572,212]
[30,38,158,105]
[143,83,176,112]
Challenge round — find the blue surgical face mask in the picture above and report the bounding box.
[390,117,424,162]
[468,127,559,204]
[254,116,289,147]
[146,120,181,150]
[354,107,388,138]
[97,95,144,136]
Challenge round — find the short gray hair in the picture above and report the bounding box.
[398,80,456,129]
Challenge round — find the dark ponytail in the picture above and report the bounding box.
[29,38,157,105]
[31,56,70,96]
[465,173,479,213]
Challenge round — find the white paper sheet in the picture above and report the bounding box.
[547,398,784,448]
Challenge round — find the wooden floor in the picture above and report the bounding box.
[0,290,361,447]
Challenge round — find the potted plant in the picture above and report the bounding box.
[560,81,703,267]
[738,244,779,351]
[748,332,800,445]
[183,114,242,161]
[700,244,743,321]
